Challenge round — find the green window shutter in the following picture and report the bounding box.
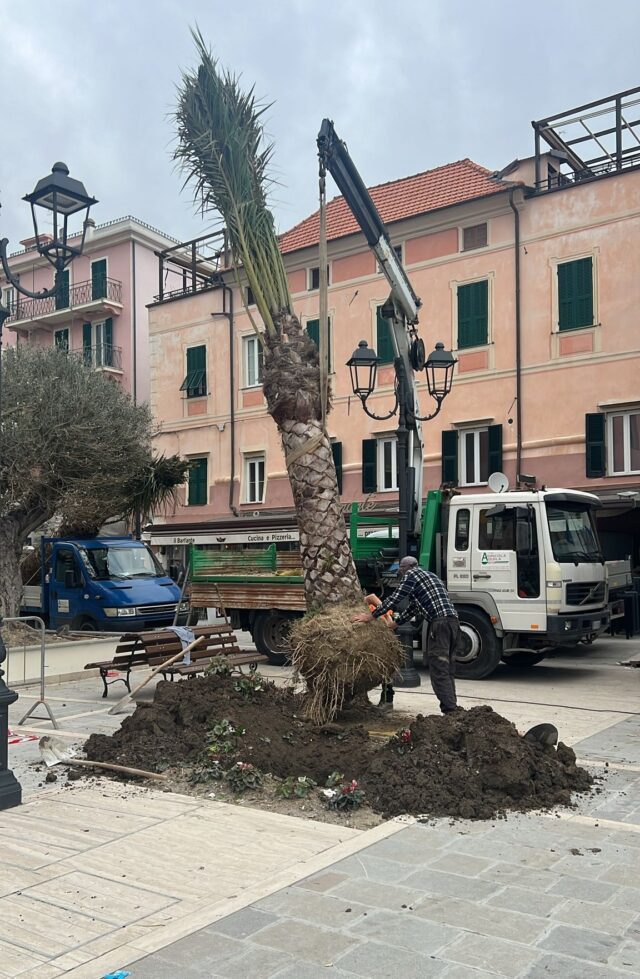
[82,323,92,365]
[362,439,377,493]
[188,458,208,505]
[442,430,459,485]
[55,270,69,310]
[457,280,488,349]
[306,318,332,370]
[376,306,395,363]
[585,413,606,478]
[487,424,503,475]
[91,259,107,300]
[331,441,343,494]
[103,318,113,347]
[182,345,207,397]
[558,258,593,331]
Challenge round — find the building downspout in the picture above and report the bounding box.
[211,280,238,516]
[509,189,523,483]
[131,239,141,540]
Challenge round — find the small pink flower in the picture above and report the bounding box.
[400,729,412,743]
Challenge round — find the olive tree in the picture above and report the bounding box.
[0,345,188,616]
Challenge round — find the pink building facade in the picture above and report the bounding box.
[1,216,181,402]
[147,90,640,568]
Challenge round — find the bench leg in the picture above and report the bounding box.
[100,669,109,698]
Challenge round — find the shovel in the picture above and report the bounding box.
[523,723,559,748]
[39,736,168,781]
[108,635,205,716]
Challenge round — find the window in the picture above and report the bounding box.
[331,441,343,494]
[54,328,69,351]
[460,428,489,486]
[378,437,398,491]
[55,548,79,586]
[180,345,207,398]
[244,454,265,503]
[361,437,397,493]
[243,335,264,387]
[188,458,208,506]
[305,317,332,371]
[457,280,488,349]
[462,223,488,251]
[308,265,330,291]
[441,425,502,485]
[479,509,515,551]
[55,270,70,310]
[608,410,640,476]
[83,319,115,368]
[376,305,395,364]
[246,285,256,306]
[455,509,470,551]
[558,257,593,331]
[91,259,107,300]
[2,286,15,312]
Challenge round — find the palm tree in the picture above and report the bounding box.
[175,30,362,610]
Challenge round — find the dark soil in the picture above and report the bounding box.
[85,674,592,820]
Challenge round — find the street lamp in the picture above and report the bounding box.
[0,163,97,811]
[347,334,456,687]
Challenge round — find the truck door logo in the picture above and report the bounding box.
[481,553,488,565]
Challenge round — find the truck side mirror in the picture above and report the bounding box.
[168,564,179,582]
[64,569,78,589]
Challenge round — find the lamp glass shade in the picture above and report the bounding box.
[347,339,379,400]
[425,342,456,401]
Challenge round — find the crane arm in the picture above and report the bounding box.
[317,119,421,325]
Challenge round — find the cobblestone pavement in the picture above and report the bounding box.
[127,713,640,979]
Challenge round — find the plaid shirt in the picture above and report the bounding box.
[372,567,458,626]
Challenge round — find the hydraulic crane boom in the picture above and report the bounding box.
[317,119,426,541]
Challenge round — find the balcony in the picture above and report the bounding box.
[6,277,123,329]
[70,343,123,372]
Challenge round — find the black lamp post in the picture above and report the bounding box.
[347,335,456,687]
[0,163,97,812]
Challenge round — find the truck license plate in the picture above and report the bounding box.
[592,620,600,629]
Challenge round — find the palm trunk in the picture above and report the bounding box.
[263,312,361,610]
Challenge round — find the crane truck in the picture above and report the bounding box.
[187,120,609,678]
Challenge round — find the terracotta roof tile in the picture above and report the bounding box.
[279,159,503,254]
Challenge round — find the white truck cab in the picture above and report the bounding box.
[444,489,608,677]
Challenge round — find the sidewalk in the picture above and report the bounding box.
[105,715,640,979]
[2,637,639,977]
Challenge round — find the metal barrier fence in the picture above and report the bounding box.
[3,616,58,728]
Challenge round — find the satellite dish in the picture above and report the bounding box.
[488,472,510,494]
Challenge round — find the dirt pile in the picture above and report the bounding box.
[85,674,592,820]
[362,706,592,820]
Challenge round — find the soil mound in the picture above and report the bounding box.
[362,706,592,820]
[85,675,592,820]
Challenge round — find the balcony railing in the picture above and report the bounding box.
[70,344,123,371]
[6,277,123,324]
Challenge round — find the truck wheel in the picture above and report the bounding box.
[253,611,295,665]
[501,651,547,667]
[455,608,502,680]
[71,616,97,632]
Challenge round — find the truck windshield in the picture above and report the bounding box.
[79,545,164,580]
[546,504,602,563]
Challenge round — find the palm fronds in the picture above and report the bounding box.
[175,28,291,334]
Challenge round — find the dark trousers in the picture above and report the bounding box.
[427,616,460,713]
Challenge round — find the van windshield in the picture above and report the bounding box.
[78,545,164,580]
[546,504,602,563]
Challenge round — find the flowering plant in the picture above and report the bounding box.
[392,728,414,755]
[226,762,262,793]
[328,779,365,811]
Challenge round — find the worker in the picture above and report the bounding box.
[353,556,462,715]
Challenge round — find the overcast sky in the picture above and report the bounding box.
[1,0,638,249]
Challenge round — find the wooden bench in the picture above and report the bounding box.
[84,624,267,697]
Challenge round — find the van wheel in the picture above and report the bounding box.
[253,611,295,665]
[455,608,502,679]
[71,616,97,632]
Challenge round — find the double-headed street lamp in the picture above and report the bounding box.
[347,328,456,686]
[0,163,97,811]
